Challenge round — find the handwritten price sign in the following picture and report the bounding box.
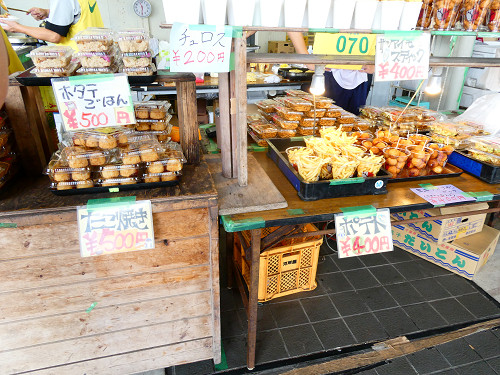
[335,208,393,258]
[375,32,430,82]
[169,23,233,73]
[52,74,135,132]
[77,199,155,258]
[411,184,477,206]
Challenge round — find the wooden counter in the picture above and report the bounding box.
[0,160,221,374]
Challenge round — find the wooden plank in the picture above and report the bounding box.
[30,86,58,156]
[229,69,238,178]
[205,154,287,215]
[1,291,211,351]
[0,236,210,292]
[0,265,211,323]
[32,338,214,375]
[4,85,46,174]
[176,80,200,164]
[234,36,248,187]
[218,72,233,178]
[1,315,212,374]
[209,205,222,364]
[155,71,196,83]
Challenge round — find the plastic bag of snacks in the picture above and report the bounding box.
[461,0,492,31]
[416,0,434,28]
[432,0,462,29]
[488,0,500,31]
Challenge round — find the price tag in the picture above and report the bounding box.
[52,74,135,131]
[169,23,234,73]
[313,33,377,70]
[411,184,477,206]
[77,199,155,257]
[374,32,430,82]
[335,208,393,258]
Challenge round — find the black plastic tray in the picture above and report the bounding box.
[16,67,157,86]
[387,163,463,183]
[448,150,500,184]
[267,138,390,201]
[51,180,179,196]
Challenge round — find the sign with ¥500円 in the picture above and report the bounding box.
[52,74,136,132]
[375,32,430,82]
[335,208,393,258]
[169,23,233,73]
[77,199,155,258]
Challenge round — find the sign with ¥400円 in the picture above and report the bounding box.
[77,199,155,258]
[375,32,430,82]
[52,74,136,132]
[335,207,393,258]
[169,23,233,73]
[313,33,377,70]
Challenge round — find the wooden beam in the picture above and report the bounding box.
[176,80,200,164]
[218,72,233,178]
[234,36,248,187]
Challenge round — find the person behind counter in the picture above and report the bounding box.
[0,33,8,106]
[0,0,104,50]
[287,32,374,116]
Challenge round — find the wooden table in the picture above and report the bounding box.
[223,152,500,370]
[0,160,221,374]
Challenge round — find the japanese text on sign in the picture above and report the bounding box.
[410,185,477,206]
[313,33,377,70]
[335,208,393,258]
[52,74,135,132]
[77,200,155,257]
[375,33,430,82]
[169,23,233,73]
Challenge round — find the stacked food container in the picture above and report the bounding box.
[29,45,78,78]
[74,28,118,75]
[117,29,156,76]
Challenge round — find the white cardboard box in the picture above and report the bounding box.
[392,203,488,243]
[392,224,499,279]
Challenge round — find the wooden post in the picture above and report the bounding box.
[229,71,238,179]
[218,73,233,178]
[246,228,261,370]
[234,36,248,187]
[30,86,58,156]
[176,80,200,164]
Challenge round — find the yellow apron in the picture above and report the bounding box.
[0,28,24,74]
[58,0,104,50]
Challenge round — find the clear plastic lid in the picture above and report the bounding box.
[283,97,313,112]
[33,63,79,77]
[256,99,277,113]
[29,45,74,59]
[46,158,92,182]
[246,113,269,126]
[134,101,171,121]
[144,171,181,183]
[303,108,326,118]
[272,114,299,130]
[275,106,303,121]
[297,127,317,136]
[116,29,150,41]
[469,136,500,156]
[98,177,142,187]
[121,50,153,58]
[50,180,95,190]
[277,128,297,138]
[69,128,121,149]
[324,106,343,118]
[299,117,319,127]
[76,65,119,74]
[467,147,500,166]
[145,154,185,174]
[97,163,142,179]
[73,27,114,42]
[75,48,116,67]
[119,139,163,163]
[359,105,383,119]
[61,146,115,168]
[305,95,334,109]
[120,63,156,76]
[285,89,307,96]
[430,121,477,137]
[249,123,278,139]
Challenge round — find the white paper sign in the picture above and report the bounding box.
[169,23,233,73]
[411,184,477,206]
[52,74,135,132]
[375,33,430,82]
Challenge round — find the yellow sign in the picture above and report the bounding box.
[313,33,377,70]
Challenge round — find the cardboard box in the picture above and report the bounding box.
[392,224,499,279]
[268,41,295,54]
[392,203,488,243]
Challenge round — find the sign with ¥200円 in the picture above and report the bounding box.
[335,207,393,258]
[77,199,155,258]
[52,74,136,131]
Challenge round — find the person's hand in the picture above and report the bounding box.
[306,64,315,71]
[27,7,49,21]
[361,65,375,74]
[0,20,19,33]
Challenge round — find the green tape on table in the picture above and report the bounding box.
[249,144,267,152]
[221,215,265,232]
[309,28,340,33]
[287,209,305,216]
[473,191,494,202]
[290,137,304,142]
[67,74,115,84]
[109,188,120,193]
[419,183,437,190]
[86,302,98,313]
[433,204,445,208]
[384,30,423,40]
[0,223,17,228]
[340,205,376,218]
[461,192,474,198]
[330,177,365,185]
[87,196,136,211]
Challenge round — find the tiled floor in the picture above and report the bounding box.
[167,237,500,375]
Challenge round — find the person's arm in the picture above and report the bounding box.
[287,32,314,70]
[27,7,50,21]
[0,35,8,107]
[0,21,63,43]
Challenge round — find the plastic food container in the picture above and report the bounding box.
[62,146,115,168]
[297,126,318,136]
[416,0,434,28]
[303,108,326,118]
[469,136,500,156]
[134,101,171,120]
[75,48,115,68]
[285,89,308,96]
[258,109,276,122]
[284,0,307,27]
[353,0,378,28]
[467,147,500,166]
[162,0,201,24]
[322,106,341,118]
[29,45,73,68]
[380,0,406,30]
[462,0,492,31]
[46,159,92,182]
[145,153,186,174]
[51,180,95,190]
[97,163,142,179]
[277,128,297,138]
[430,121,477,137]
[335,113,356,124]
[120,63,156,76]
[227,0,256,26]
[144,171,181,183]
[121,51,153,68]
[272,114,299,130]
[33,63,79,77]
[488,4,500,31]
[70,129,119,150]
[276,106,303,121]
[73,28,114,52]
[331,0,356,28]
[383,147,410,176]
[135,117,173,132]
[247,113,269,125]
[299,117,320,127]
[359,105,383,119]
[432,0,462,30]
[430,133,469,149]
[357,153,384,177]
[98,177,142,187]
[406,145,432,176]
[319,117,337,126]
[116,29,150,52]
[284,97,313,111]
[119,139,163,164]
[309,96,334,109]
[308,0,333,28]
[256,99,278,113]
[249,123,278,138]
[76,65,119,75]
[427,143,453,173]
